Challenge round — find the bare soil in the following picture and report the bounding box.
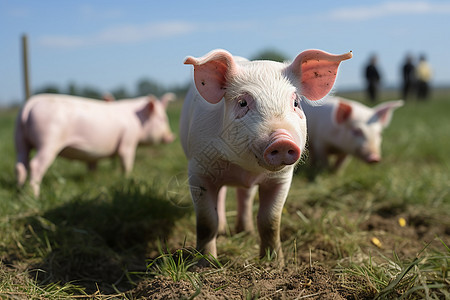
[132,265,375,299]
[128,209,449,299]
[1,201,448,299]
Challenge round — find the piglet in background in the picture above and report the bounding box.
[303,96,404,173]
[15,93,175,197]
[181,49,352,264]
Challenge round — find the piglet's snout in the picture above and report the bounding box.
[162,133,175,144]
[366,153,381,164]
[263,131,301,167]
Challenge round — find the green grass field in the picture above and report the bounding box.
[0,91,449,299]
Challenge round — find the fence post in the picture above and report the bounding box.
[22,34,31,101]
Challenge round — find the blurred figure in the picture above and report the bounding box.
[365,54,381,102]
[416,54,432,100]
[401,54,415,101]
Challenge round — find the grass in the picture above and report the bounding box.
[335,239,450,299]
[0,91,449,298]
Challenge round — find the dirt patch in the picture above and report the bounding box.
[361,213,449,241]
[359,212,450,258]
[133,278,196,299]
[129,207,450,299]
[131,265,375,299]
[1,198,448,298]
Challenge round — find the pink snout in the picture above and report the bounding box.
[366,153,381,164]
[263,133,301,167]
[162,133,175,144]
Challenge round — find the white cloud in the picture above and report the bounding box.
[37,18,258,49]
[97,21,197,44]
[79,4,123,20]
[329,1,450,21]
[38,21,198,49]
[39,36,86,48]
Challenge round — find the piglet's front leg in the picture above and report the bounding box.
[189,176,222,263]
[257,175,293,263]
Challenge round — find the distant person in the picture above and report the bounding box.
[365,55,381,102]
[401,54,415,101]
[416,54,432,100]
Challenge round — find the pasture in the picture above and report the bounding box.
[0,91,449,299]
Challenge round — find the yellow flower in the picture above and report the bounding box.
[371,237,382,248]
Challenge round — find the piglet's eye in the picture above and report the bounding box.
[352,128,364,137]
[239,99,248,107]
[293,94,300,108]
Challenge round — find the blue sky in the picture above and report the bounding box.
[1,0,449,106]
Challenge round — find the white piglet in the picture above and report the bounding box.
[303,96,404,172]
[180,49,352,263]
[15,93,175,197]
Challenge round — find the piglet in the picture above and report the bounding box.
[15,93,175,197]
[181,49,352,263]
[303,96,404,172]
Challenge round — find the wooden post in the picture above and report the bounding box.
[22,34,31,101]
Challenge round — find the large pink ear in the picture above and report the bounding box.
[147,95,157,113]
[184,49,239,104]
[370,100,404,128]
[334,100,353,124]
[103,93,115,102]
[160,92,176,108]
[286,50,352,101]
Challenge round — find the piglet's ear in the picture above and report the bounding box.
[370,100,404,128]
[184,49,239,104]
[287,50,352,101]
[334,100,353,124]
[103,93,115,102]
[147,95,157,113]
[161,92,176,108]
